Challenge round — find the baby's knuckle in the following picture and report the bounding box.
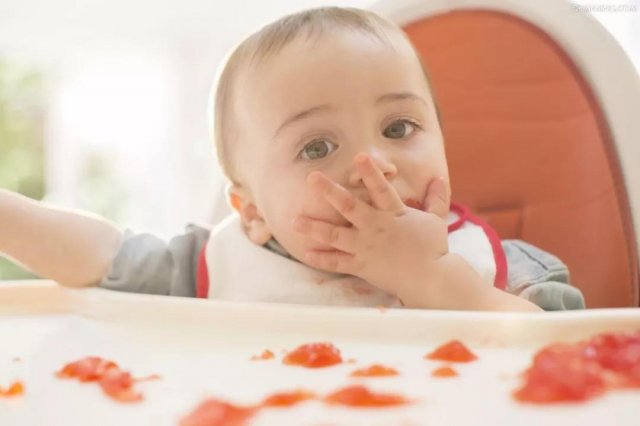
[328,227,340,244]
[375,184,389,195]
[393,206,406,216]
[340,196,356,214]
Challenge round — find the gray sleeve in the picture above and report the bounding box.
[502,240,586,310]
[99,224,210,297]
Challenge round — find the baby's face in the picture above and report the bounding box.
[231,31,449,263]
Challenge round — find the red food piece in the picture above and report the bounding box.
[325,385,409,407]
[179,398,256,426]
[350,364,399,377]
[251,350,275,361]
[283,343,342,368]
[56,356,119,382]
[432,366,458,378]
[99,369,143,403]
[56,356,149,404]
[0,381,24,397]
[135,374,162,382]
[425,340,478,363]
[514,343,605,403]
[514,331,640,404]
[261,390,315,407]
[587,332,640,385]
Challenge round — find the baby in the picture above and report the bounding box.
[0,7,585,311]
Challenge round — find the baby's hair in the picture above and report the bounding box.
[211,6,435,182]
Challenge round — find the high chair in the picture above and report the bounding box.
[371,0,640,307]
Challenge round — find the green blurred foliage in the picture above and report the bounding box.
[78,149,127,225]
[0,59,45,280]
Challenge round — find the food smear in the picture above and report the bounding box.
[283,342,342,368]
[251,349,275,361]
[179,398,256,426]
[425,340,478,363]
[0,381,24,397]
[98,368,142,403]
[325,385,410,408]
[261,390,316,407]
[56,356,153,403]
[431,366,458,378]
[182,385,412,424]
[514,330,640,403]
[350,364,399,377]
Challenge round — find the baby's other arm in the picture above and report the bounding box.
[0,189,122,287]
[398,252,543,311]
[502,240,585,310]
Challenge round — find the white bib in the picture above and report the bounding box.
[202,206,501,307]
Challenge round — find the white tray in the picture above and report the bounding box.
[1,280,639,426]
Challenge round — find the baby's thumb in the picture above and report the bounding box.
[424,177,449,219]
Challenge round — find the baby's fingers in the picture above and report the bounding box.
[293,217,357,253]
[307,172,374,228]
[304,250,355,275]
[355,153,404,214]
[424,177,449,219]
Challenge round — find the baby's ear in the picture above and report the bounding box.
[227,184,272,245]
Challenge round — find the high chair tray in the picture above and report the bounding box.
[1,280,638,425]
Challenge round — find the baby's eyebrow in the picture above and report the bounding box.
[273,104,332,140]
[376,92,427,106]
[273,92,426,140]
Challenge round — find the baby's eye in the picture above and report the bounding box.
[383,120,418,139]
[299,139,337,160]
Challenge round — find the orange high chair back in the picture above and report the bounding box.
[372,0,640,307]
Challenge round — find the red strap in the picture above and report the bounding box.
[450,202,508,290]
[196,245,209,298]
[448,203,469,232]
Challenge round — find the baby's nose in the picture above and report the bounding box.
[347,151,397,187]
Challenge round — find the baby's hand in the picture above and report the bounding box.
[293,153,450,300]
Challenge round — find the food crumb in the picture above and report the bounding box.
[251,350,275,361]
[431,366,458,378]
[351,364,399,377]
[0,381,24,397]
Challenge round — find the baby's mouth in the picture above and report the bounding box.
[404,198,424,211]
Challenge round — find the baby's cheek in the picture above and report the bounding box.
[272,218,314,261]
[273,206,326,248]
[269,203,305,237]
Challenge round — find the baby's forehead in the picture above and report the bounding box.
[231,37,433,143]
[238,31,428,98]
[256,29,419,70]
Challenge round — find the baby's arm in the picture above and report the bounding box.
[0,189,122,287]
[397,252,543,311]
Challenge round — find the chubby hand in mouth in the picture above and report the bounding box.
[293,152,451,302]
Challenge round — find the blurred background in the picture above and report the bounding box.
[0,0,638,279]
